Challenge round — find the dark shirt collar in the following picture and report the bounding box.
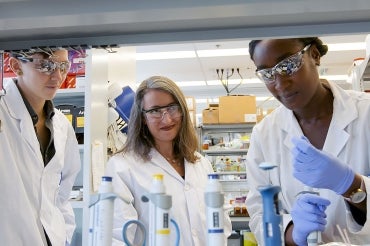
[14,79,55,125]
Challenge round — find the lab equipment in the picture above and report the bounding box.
[107,106,127,154]
[291,136,354,195]
[304,186,321,246]
[108,82,135,133]
[94,176,113,246]
[119,173,180,246]
[143,174,174,246]
[88,176,132,246]
[204,173,224,246]
[258,162,283,246]
[291,193,330,246]
[107,82,134,154]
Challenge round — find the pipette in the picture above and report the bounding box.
[258,162,284,246]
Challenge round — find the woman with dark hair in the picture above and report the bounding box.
[246,37,369,245]
[105,75,231,245]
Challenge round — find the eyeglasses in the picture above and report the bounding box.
[142,104,182,122]
[255,44,311,84]
[19,57,71,75]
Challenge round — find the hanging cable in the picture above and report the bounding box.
[217,68,230,95]
[229,67,244,93]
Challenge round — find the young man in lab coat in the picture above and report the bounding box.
[0,48,81,246]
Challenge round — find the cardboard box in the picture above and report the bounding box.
[202,104,219,124]
[256,107,264,123]
[219,95,257,123]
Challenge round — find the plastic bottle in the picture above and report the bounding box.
[149,174,171,246]
[94,176,114,246]
[214,157,225,172]
[204,173,224,246]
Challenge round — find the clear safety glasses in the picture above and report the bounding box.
[19,57,71,75]
[255,44,311,85]
[142,104,182,122]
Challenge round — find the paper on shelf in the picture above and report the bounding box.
[91,140,105,192]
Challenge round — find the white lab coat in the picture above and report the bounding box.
[105,148,232,246]
[246,80,370,245]
[0,80,81,246]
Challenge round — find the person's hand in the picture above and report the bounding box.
[291,136,355,195]
[291,193,330,246]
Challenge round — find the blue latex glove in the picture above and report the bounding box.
[291,193,330,246]
[291,136,355,195]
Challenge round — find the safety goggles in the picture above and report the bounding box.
[142,104,182,122]
[19,57,71,75]
[255,44,311,84]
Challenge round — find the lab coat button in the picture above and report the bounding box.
[192,229,197,236]
[184,184,190,190]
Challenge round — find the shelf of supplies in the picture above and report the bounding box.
[220,179,247,183]
[200,123,255,130]
[203,149,248,155]
[229,216,250,222]
[216,171,246,175]
[55,88,85,100]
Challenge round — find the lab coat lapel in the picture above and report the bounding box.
[280,81,356,157]
[4,81,42,162]
[49,113,68,168]
[150,149,184,182]
[280,108,304,151]
[322,82,355,156]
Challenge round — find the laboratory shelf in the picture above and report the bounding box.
[203,148,248,155]
[200,123,255,130]
[216,171,247,175]
[219,179,247,183]
[230,216,250,230]
[230,216,250,222]
[56,88,85,98]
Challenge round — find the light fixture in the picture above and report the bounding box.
[135,42,366,60]
[176,81,207,87]
[327,42,365,51]
[136,51,196,60]
[196,48,249,57]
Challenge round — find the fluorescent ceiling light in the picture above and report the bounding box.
[327,42,365,51]
[196,48,249,57]
[135,42,365,60]
[206,78,261,85]
[176,81,206,87]
[195,98,219,104]
[136,51,196,60]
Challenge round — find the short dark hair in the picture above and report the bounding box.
[249,37,328,61]
[10,47,65,60]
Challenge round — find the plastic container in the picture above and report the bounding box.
[243,230,258,246]
[149,174,171,246]
[205,174,224,246]
[94,176,114,246]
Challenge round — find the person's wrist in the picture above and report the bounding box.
[342,175,364,198]
[284,222,297,246]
